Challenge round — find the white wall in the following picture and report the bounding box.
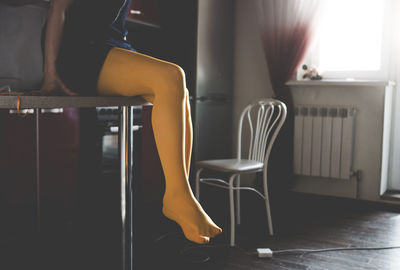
[232,0,274,157]
[231,0,395,203]
[388,84,400,190]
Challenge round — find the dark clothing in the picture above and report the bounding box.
[57,0,135,95]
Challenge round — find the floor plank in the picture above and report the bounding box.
[2,193,400,270]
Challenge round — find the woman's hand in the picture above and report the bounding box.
[33,72,78,96]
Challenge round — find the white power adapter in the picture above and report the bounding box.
[257,248,273,258]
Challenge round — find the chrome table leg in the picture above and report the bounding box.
[120,106,133,270]
[35,108,40,233]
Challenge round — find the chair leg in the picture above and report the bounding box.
[235,175,241,225]
[263,171,273,236]
[229,174,237,247]
[195,168,203,201]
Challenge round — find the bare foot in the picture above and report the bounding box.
[162,192,222,244]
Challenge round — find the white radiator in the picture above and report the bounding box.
[294,105,356,180]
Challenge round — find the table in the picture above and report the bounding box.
[0,95,148,270]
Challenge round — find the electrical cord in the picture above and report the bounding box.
[272,245,400,255]
[254,245,400,258]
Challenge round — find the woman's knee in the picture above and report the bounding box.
[160,63,186,100]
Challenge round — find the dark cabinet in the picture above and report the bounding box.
[0,111,37,207]
[39,109,79,229]
[0,109,79,231]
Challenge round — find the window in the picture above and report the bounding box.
[303,0,390,80]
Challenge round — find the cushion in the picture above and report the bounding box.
[0,3,48,91]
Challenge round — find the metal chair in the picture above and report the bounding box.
[195,98,287,246]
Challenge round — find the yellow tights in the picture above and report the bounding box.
[96,47,222,244]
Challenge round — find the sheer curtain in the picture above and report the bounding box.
[258,0,320,93]
[257,0,321,219]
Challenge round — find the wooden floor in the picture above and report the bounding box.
[2,193,400,270]
[135,194,400,270]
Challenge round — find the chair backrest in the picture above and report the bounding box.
[237,98,287,165]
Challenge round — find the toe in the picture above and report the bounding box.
[200,236,210,244]
[209,226,223,237]
[185,233,210,244]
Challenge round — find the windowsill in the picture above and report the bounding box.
[286,79,394,87]
[381,190,400,202]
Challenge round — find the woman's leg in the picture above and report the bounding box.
[97,47,221,244]
[144,90,192,179]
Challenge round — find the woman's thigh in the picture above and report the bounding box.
[96,47,185,101]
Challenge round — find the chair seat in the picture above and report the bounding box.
[196,159,263,173]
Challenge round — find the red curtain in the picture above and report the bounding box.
[258,0,319,222]
[259,0,320,105]
[262,23,312,97]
